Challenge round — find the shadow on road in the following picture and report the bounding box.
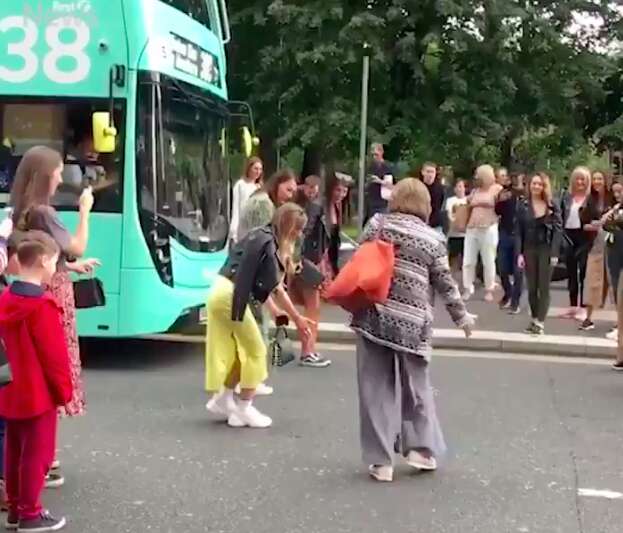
[79,339,200,371]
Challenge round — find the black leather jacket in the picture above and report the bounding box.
[219,226,283,321]
[301,201,329,264]
[515,199,563,257]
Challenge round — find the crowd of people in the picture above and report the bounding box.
[202,144,623,484]
[1,138,623,529]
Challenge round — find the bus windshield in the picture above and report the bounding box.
[137,72,229,252]
[0,98,124,212]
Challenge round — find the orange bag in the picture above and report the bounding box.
[325,233,395,313]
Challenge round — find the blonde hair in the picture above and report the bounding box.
[475,164,496,189]
[569,166,591,195]
[271,202,307,274]
[528,173,553,204]
[389,178,431,221]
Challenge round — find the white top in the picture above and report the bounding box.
[230,178,259,242]
[565,199,583,229]
[445,196,468,237]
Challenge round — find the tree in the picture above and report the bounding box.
[227,0,623,177]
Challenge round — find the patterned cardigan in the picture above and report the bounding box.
[350,212,469,361]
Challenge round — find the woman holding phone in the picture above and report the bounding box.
[10,146,100,485]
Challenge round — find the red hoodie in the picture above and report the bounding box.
[0,281,72,419]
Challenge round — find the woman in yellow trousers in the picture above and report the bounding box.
[205,203,313,428]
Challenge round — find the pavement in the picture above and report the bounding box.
[42,340,623,532]
[301,281,621,359]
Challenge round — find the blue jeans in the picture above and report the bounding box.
[498,230,523,307]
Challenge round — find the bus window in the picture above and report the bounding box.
[136,72,229,252]
[0,99,125,213]
[161,0,212,29]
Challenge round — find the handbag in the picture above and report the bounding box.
[324,216,395,313]
[294,258,324,289]
[73,277,106,309]
[270,325,295,367]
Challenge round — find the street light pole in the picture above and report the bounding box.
[357,45,370,231]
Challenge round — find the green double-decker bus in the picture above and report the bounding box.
[0,0,237,337]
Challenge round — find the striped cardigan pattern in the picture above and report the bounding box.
[350,212,468,361]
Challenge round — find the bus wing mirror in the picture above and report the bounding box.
[242,127,260,158]
[93,112,117,153]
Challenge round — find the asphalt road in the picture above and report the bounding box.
[38,340,623,533]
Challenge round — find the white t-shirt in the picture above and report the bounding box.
[445,196,468,237]
[565,199,583,230]
[230,179,259,242]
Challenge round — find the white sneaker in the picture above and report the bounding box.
[206,390,236,419]
[406,450,437,471]
[462,287,474,301]
[368,465,393,482]
[235,382,274,396]
[607,328,618,341]
[228,403,272,428]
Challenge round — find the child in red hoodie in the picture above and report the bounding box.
[0,230,71,532]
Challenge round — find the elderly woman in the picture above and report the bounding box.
[351,178,473,483]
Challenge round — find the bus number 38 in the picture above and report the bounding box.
[0,16,91,84]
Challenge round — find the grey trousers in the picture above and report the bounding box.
[356,335,447,466]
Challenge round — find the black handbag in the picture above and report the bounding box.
[294,258,324,289]
[73,277,106,309]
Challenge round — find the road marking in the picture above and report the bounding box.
[578,488,623,499]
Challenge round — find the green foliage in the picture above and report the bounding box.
[227,0,623,173]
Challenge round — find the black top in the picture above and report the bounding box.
[495,187,522,235]
[515,200,563,257]
[366,160,393,213]
[424,179,445,228]
[219,226,283,321]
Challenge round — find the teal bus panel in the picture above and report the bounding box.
[0,0,128,97]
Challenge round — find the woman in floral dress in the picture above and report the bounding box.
[10,146,99,484]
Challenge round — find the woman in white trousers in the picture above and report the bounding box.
[463,165,501,302]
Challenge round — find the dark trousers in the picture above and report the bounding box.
[565,229,589,307]
[328,226,341,276]
[607,246,623,304]
[5,410,57,520]
[0,418,4,479]
[498,230,523,307]
[525,245,553,322]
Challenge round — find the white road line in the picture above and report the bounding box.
[578,488,623,499]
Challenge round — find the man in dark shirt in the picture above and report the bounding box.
[364,143,393,225]
[495,170,524,312]
[420,162,445,233]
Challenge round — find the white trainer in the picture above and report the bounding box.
[206,390,236,419]
[368,465,393,482]
[228,404,272,428]
[406,450,437,471]
[607,328,618,341]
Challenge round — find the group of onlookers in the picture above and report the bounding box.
[441,162,623,346]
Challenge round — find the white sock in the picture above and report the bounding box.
[223,388,234,401]
[238,399,252,411]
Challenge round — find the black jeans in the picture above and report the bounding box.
[525,245,553,323]
[498,230,523,307]
[328,226,341,275]
[607,245,623,305]
[565,229,589,307]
